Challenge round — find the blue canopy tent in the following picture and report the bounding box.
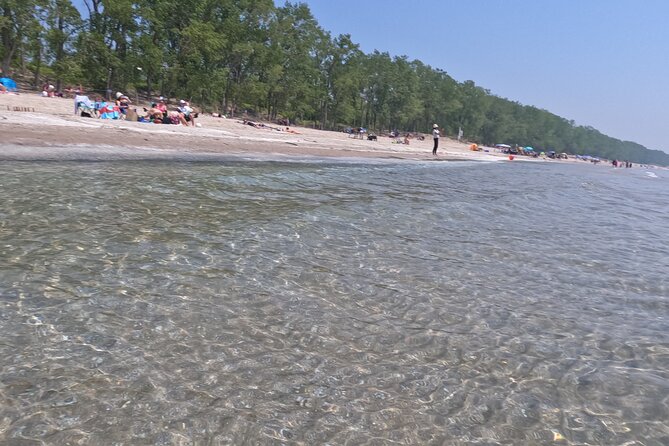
[0,77,18,91]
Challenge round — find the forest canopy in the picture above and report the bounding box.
[2,0,667,165]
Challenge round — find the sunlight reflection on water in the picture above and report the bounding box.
[0,160,667,444]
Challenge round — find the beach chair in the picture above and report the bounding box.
[74,95,97,117]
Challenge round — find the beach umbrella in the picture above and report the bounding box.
[495,144,511,148]
[0,77,17,91]
[524,146,534,151]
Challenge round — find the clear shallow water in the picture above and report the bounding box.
[0,159,667,445]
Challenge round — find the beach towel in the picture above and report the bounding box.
[97,101,121,119]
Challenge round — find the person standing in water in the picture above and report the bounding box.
[432,124,440,155]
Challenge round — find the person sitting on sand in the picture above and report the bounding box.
[115,93,131,116]
[41,82,56,97]
[144,103,164,123]
[178,99,197,126]
[156,98,167,115]
[154,98,174,124]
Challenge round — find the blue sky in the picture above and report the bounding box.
[72,0,668,152]
[299,0,669,153]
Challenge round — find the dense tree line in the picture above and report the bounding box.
[1,0,667,165]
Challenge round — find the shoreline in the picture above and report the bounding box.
[0,94,572,164]
[0,144,497,166]
[0,144,458,163]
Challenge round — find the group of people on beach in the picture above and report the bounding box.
[77,92,197,126]
[42,82,84,98]
[612,159,633,168]
[391,133,414,145]
[346,124,441,154]
[142,97,197,126]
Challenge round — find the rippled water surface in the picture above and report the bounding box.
[1,159,668,445]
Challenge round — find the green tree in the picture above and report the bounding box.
[325,34,363,128]
[266,2,324,123]
[44,0,83,91]
[76,0,137,95]
[414,65,460,134]
[0,0,43,74]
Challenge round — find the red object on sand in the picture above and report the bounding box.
[509,155,515,160]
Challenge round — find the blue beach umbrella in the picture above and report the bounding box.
[0,77,17,91]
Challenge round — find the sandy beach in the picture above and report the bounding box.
[0,93,525,162]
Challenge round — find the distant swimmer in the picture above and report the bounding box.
[432,124,440,156]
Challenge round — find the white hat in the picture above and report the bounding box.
[116,92,123,99]
[433,124,438,128]
[179,99,186,104]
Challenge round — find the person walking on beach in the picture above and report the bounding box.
[432,124,440,155]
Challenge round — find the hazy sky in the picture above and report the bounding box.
[71,0,668,152]
[297,0,669,153]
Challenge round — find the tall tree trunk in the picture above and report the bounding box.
[55,15,65,94]
[1,7,16,75]
[321,102,328,130]
[19,45,25,75]
[33,56,41,88]
[146,74,152,101]
[106,68,113,99]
